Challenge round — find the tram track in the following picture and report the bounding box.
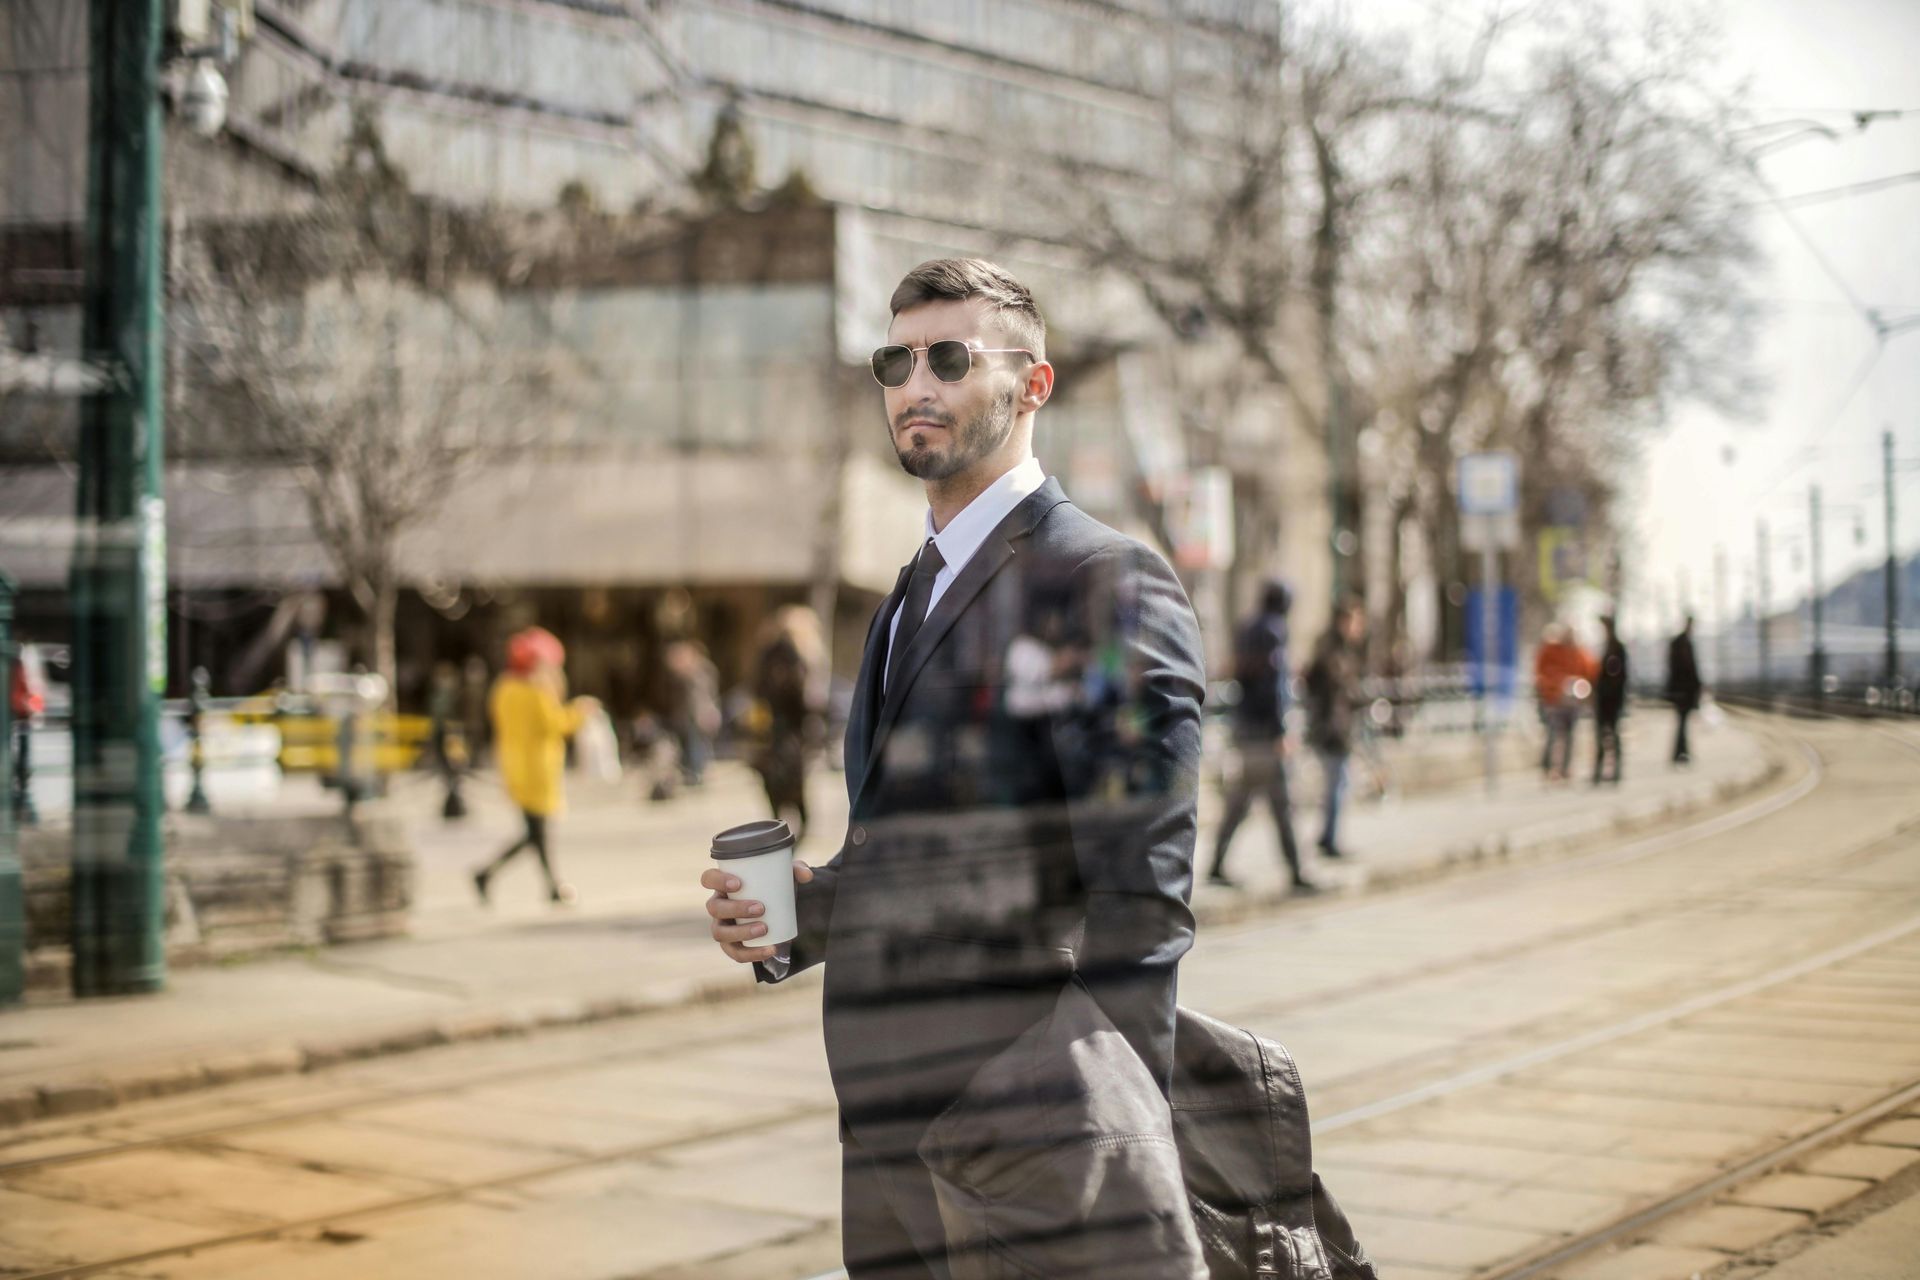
[1482,1073,1920,1279]
[0,720,1828,1182]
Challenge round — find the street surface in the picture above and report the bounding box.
[0,711,1770,1096]
[1,713,1916,1278]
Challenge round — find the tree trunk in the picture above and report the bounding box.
[1385,495,1416,655]
[372,576,398,709]
[808,407,850,681]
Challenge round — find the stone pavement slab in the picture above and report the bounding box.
[1729,1171,1871,1215]
[124,1188,818,1280]
[1800,1142,1920,1181]
[1337,1208,1548,1271]
[1649,1202,1806,1251]
[1559,1242,1732,1280]
[1862,1116,1920,1147]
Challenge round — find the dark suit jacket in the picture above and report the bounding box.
[757,477,1207,1157]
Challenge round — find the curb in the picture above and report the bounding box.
[1184,743,1784,923]
[0,977,761,1136]
[0,737,1787,1137]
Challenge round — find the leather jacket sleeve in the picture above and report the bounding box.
[1049,542,1204,1099]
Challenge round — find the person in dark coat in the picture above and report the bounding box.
[1303,597,1367,860]
[1592,614,1628,785]
[1207,578,1314,893]
[698,259,1206,1278]
[750,604,826,841]
[1665,614,1703,764]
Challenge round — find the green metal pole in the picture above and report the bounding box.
[0,572,22,1005]
[70,0,168,997]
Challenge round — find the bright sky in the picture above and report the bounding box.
[1329,0,1920,640]
[1633,0,1920,639]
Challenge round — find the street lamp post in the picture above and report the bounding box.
[69,0,169,996]
[1756,518,1771,695]
[1809,483,1827,701]
[1886,429,1901,688]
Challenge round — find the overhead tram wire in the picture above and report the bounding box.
[1763,170,1920,210]
[1733,115,1918,498]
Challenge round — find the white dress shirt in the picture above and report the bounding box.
[883,455,1047,694]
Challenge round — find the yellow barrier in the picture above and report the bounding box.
[229,700,433,774]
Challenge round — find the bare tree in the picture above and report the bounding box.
[1046,2,1758,658]
[1359,6,1761,648]
[171,115,540,700]
[1039,2,1510,623]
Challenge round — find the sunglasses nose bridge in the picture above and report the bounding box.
[898,346,950,394]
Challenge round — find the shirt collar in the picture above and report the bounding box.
[924,456,1046,572]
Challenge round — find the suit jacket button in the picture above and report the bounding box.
[850,825,868,847]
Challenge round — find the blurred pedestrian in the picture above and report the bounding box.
[1592,615,1628,785]
[10,643,46,823]
[1666,614,1703,765]
[460,654,491,768]
[426,661,459,775]
[1002,605,1083,807]
[1304,597,1367,860]
[661,636,721,786]
[1208,579,1314,893]
[471,627,597,905]
[1534,622,1594,782]
[749,605,826,841]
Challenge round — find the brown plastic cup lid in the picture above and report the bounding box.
[711,819,795,860]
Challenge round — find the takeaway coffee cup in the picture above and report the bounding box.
[711,819,798,949]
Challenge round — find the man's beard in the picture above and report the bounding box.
[892,389,1015,482]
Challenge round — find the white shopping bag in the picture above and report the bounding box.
[575,706,624,782]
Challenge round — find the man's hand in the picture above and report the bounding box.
[702,862,814,963]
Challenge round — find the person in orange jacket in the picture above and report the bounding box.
[1534,622,1596,782]
[472,627,597,905]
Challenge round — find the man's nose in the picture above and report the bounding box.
[901,351,946,397]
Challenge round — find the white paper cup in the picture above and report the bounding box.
[712,819,798,948]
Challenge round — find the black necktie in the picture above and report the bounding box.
[885,538,946,700]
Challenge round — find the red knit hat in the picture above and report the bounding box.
[506,627,565,675]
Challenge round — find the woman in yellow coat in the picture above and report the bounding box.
[472,627,596,904]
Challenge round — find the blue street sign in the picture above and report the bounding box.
[1465,586,1518,699]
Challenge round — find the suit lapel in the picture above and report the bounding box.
[857,478,1071,793]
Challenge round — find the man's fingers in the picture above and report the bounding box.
[705,892,763,921]
[711,919,772,945]
[723,941,778,963]
[793,861,814,884]
[698,868,743,893]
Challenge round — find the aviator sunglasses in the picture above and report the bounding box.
[870,339,1035,388]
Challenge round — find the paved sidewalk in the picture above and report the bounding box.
[0,708,1777,1129]
[1754,1178,1920,1280]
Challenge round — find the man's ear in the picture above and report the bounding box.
[1019,360,1054,413]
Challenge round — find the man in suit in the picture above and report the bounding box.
[700,259,1206,1277]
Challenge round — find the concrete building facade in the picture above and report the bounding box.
[2,0,1333,711]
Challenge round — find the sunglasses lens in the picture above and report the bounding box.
[928,340,974,383]
[871,346,913,387]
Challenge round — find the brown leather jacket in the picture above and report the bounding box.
[918,980,1377,1279]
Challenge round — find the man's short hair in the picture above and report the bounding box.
[889,258,1046,361]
